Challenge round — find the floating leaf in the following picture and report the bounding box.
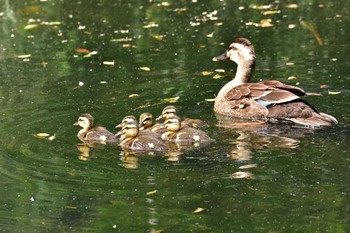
[258,19,273,27]
[300,21,323,46]
[320,84,330,89]
[103,61,115,66]
[79,81,84,86]
[215,69,225,73]
[213,74,224,79]
[285,4,299,9]
[152,34,164,40]
[193,207,206,213]
[35,133,50,138]
[129,94,140,98]
[75,48,90,54]
[231,171,254,179]
[201,71,213,76]
[48,135,56,141]
[328,90,341,95]
[286,62,295,66]
[238,164,257,169]
[262,10,280,15]
[24,24,39,30]
[206,32,214,38]
[146,190,157,195]
[288,76,297,80]
[111,38,132,42]
[16,54,31,59]
[205,98,216,102]
[139,66,151,71]
[164,96,179,103]
[288,24,296,29]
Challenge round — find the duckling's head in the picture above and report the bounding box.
[139,113,153,129]
[74,113,94,130]
[156,105,178,121]
[118,121,139,141]
[163,115,181,132]
[116,115,137,128]
[213,38,255,66]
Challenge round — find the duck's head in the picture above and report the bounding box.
[163,115,181,132]
[74,113,93,130]
[116,115,137,128]
[213,38,256,66]
[116,121,139,141]
[156,105,178,121]
[139,113,153,129]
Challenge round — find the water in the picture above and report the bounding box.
[0,0,349,232]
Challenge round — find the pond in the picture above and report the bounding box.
[0,0,349,232]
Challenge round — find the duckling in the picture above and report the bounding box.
[115,115,137,129]
[139,112,164,134]
[74,113,119,144]
[116,120,167,152]
[213,38,337,127]
[156,105,209,128]
[161,115,214,144]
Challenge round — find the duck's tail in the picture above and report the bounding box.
[287,112,337,128]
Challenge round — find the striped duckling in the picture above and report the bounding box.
[156,105,208,129]
[161,115,214,144]
[139,112,164,134]
[74,113,118,145]
[116,118,167,152]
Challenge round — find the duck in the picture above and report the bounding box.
[161,115,214,144]
[138,112,164,134]
[116,119,167,152]
[156,105,209,128]
[115,115,137,129]
[74,113,119,144]
[213,38,337,127]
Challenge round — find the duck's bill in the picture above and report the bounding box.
[155,115,163,121]
[73,122,79,126]
[212,52,229,61]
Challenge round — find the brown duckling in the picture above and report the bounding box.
[156,105,209,128]
[213,38,337,127]
[161,115,214,144]
[116,120,167,152]
[115,115,137,129]
[74,113,119,144]
[139,112,164,134]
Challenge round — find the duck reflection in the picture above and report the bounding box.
[216,114,314,161]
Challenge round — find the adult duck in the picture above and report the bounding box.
[213,38,337,127]
[74,113,119,144]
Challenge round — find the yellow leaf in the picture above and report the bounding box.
[146,190,157,195]
[103,61,115,66]
[213,74,224,79]
[164,96,179,103]
[205,98,216,102]
[285,4,299,9]
[262,10,280,15]
[139,66,151,71]
[129,94,140,98]
[201,71,213,76]
[258,19,273,27]
[48,135,56,141]
[24,24,39,30]
[287,76,297,80]
[328,90,341,95]
[16,54,31,59]
[152,35,164,40]
[193,207,206,213]
[35,133,50,138]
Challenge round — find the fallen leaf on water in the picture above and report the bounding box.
[328,90,341,95]
[193,207,206,213]
[231,171,254,179]
[288,76,297,80]
[146,190,157,195]
[79,81,84,86]
[239,164,257,169]
[262,10,280,15]
[250,4,272,10]
[201,71,213,76]
[65,206,77,209]
[35,133,50,138]
[206,32,214,38]
[164,96,180,103]
[48,135,56,141]
[320,84,330,89]
[139,67,151,71]
[152,34,164,40]
[75,48,90,54]
[215,69,225,73]
[16,54,31,59]
[205,98,216,102]
[129,94,140,98]
[285,4,299,9]
[111,38,132,42]
[24,24,39,30]
[288,24,296,29]
[258,19,273,27]
[213,74,224,79]
[103,61,115,66]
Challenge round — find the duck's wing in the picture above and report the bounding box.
[260,80,307,96]
[225,82,302,104]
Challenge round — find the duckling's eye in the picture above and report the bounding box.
[228,46,236,51]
